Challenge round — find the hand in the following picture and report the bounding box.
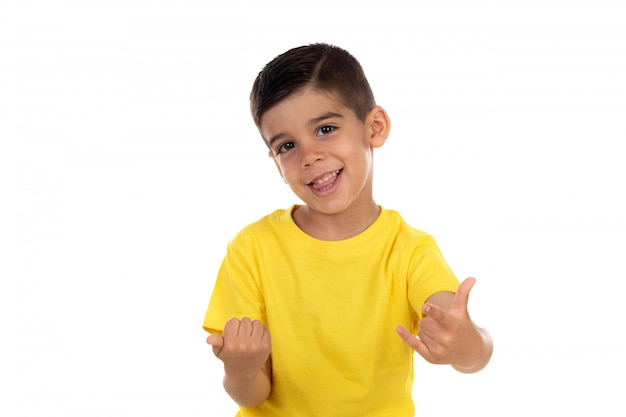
[397,277,490,372]
[207,318,272,380]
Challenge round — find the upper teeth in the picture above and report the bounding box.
[312,170,340,184]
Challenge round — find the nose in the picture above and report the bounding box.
[300,140,325,168]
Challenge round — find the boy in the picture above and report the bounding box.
[203,43,493,417]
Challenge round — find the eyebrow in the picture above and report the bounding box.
[267,112,343,148]
[310,111,343,125]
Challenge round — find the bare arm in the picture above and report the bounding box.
[222,359,271,407]
[396,277,493,373]
[207,318,272,407]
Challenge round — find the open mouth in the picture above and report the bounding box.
[308,169,342,192]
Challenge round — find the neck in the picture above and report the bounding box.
[292,200,381,241]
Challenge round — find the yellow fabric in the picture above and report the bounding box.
[203,206,459,417]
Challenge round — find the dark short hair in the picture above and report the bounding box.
[250,43,376,133]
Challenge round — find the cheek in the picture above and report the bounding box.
[271,158,284,178]
[351,148,374,169]
[275,160,298,182]
[353,152,375,183]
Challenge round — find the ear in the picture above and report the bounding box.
[366,106,391,148]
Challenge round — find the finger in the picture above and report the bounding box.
[206,333,224,356]
[396,325,417,349]
[222,318,241,339]
[238,317,254,337]
[251,320,267,339]
[252,321,272,352]
[449,277,476,317]
[206,333,223,347]
[396,326,434,360]
[422,303,446,324]
[262,325,271,343]
[396,326,422,351]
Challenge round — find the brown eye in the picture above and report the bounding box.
[277,141,295,154]
[316,126,335,136]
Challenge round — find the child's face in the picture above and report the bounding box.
[260,87,388,216]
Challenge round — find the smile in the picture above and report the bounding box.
[309,169,342,192]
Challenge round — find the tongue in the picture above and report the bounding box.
[311,174,336,191]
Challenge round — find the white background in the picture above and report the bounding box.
[2,0,625,415]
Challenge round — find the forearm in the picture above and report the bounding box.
[223,365,271,408]
[451,327,493,374]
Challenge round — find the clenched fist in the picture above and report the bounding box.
[207,318,272,381]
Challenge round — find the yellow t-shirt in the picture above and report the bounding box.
[203,206,459,417]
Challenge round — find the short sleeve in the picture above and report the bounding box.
[406,234,460,333]
[202,238,267,334]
